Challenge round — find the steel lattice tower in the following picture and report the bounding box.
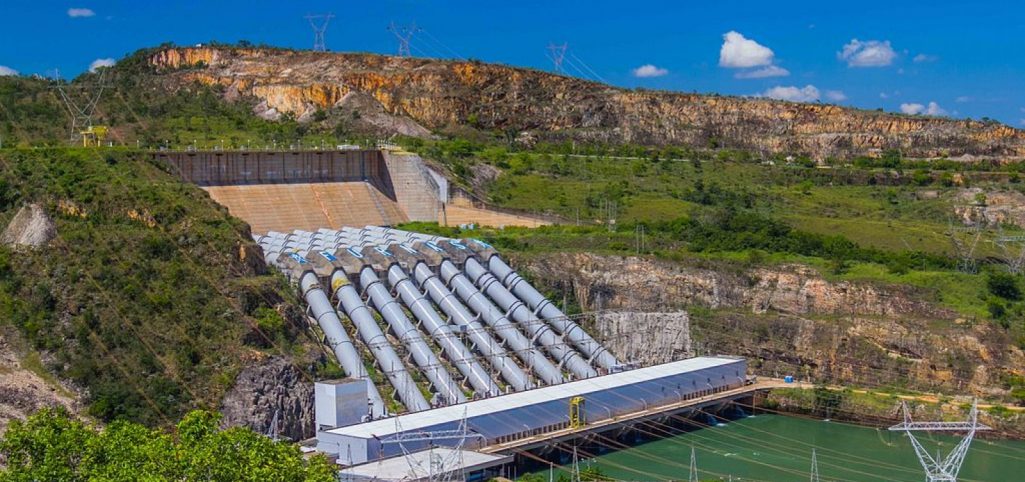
[888,400,991,481]
[305,14,334,52]
[388,22,420,57]
[546,42,568,72]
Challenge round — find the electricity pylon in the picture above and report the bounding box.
[305,14,334,51]
[888,400,991,481]
[546,42,568,72]
[52,69,107,143]
[388,22,420,57]
[382,409,482,482]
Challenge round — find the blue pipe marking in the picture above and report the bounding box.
[373,246,393,257]
[288,252,308,264]
[425,241,445,252]
[346,247,365,258]
[448,240,467,250]
[398,243,418,254]
[470,238,492,249]
[320,251,338,262]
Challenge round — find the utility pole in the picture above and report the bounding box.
[305,13,334,52]
[888,399,991,481]
[388,22,420,57]
[546,42,568,73]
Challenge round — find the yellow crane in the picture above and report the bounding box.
[569,396,586,428]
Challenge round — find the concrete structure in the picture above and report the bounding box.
[159,149,551,231]
[316,379,372,430]
[338,448,512,481]
[317,356,746,465]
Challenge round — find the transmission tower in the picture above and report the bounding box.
[546,42,568,72]
[810,448,820,482]
[994,225,1025,275]
[381,409,482,481]
[305,13,334,51]
[888,399,991,482]
[388,22,420,57]
[947,217,985,274]
[688,446,698,482]
[52,69,107,143]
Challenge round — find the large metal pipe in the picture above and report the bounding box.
[440,260,565,386]
[299,271,386,418]
[484,255,620,370]
[387,264,501,398]
[329,268,431,413]
[358,266,467,405]
[460,259,598,379]
[413,262,534,391]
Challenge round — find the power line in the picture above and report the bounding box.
[388,22,420,57]
[305,13,334,52]
[546,42,568,73]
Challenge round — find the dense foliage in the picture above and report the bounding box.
[0,408,335,481]
[0,149,322,426]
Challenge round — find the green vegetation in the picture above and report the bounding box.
[0,408,335,481]
[0,148,327,426]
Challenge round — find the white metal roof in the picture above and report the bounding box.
[339,448,512,480]
[326,356,742,439]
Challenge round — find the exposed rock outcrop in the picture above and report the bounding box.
[219,356,314,441]
[516,252,1022,398]
[0,333,79,435]
[148,47,1025,159]
[1,204,56,248]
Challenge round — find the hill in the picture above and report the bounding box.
[0,148,329,431]
[144,46,1025,159]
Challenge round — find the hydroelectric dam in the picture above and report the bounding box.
[256,225,762,480]
[158,148,767,480]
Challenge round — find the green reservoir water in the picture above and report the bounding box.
[530,414,1025,481]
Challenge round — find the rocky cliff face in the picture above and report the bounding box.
[516,252,1023,398]
[148,47,1025,159]
[219,356,314,441]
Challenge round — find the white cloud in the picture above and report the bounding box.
[900,101,946,116]
[89,58,115,72]
[0,66,17,76]
[956,96,972,103]
[67,8,95,18]
[913,53,938,63]
[734,65,789,79]
[719,31,775,68]
[879,92,889,99]
[824,90,847,102]
[632,64,668,78]
[760,85,820,103]
[838,39,897,67]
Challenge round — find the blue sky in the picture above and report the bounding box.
[2,1,1023,125]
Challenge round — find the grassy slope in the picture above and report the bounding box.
[0,148,327,426]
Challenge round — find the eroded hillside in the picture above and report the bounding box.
[149,47,1025,159]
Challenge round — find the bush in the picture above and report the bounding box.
[987,272,1021,300]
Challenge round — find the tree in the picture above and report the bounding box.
[0,408,336,482]
[988,272,1022,301]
